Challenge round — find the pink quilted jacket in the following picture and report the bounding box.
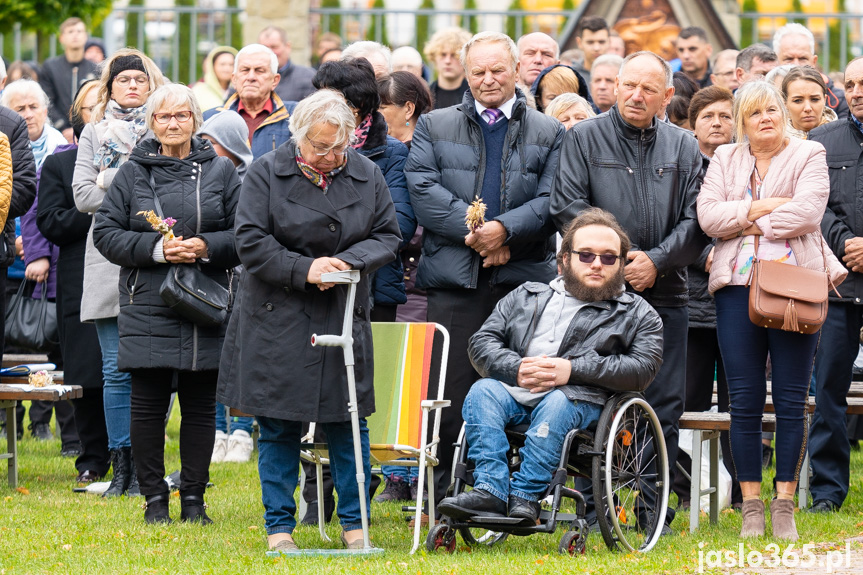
[696,136,847,294]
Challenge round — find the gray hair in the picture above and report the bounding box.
[773,23,815,56]
[342,41,393,73]
[516,32,561,60]
[736,44,778,72]
[289,89,356,148]
[732,80,789,144]
[0,79,50,109]
[145,83,204,133]
[235,44,279,75]
[545,93,596,121]
[461,31,519,73]
[764,64,795,86]
[591,54,623,73]
[392,46,423,68]
[620,51,673,89]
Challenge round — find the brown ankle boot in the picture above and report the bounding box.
[740,499,765,537]
[770,498,798,541]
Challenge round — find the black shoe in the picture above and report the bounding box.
[374,477,411,502]
[410,480,428,502]
[761,443,774,468]
[180,495,213,525]
[301,498,335,525]
[508,495,541,523]
[30,422,53,441]
[76,470,102,484]
[60,443,83,458]
[808,499,840,513]
[144,494,172,524]
[126,454,141,497]
[437,489,506,520]
[103,447,132,498]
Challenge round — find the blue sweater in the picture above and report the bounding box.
[478,114,508,220]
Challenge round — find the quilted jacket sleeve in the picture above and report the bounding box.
[0,132,12,229]
[1,111,37,220]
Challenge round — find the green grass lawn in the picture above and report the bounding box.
[1,402,862,574]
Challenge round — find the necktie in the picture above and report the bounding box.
[483,108,503,125]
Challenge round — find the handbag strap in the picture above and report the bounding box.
[148,171,165,220]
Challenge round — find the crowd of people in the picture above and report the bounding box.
[0,14,861,551]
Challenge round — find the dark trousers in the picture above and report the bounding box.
[130,369,216,498]
[673,327,741,506]
[715,286,817,483]
[370,304,398,322]
[71,391,110,475]
[426,272,515,508]
[811,302,861,507]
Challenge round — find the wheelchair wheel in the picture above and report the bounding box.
[592,395,669,553]
[459,526,509,548]
[558,530,586,556]
[426,523,457,553]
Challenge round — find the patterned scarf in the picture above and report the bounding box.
[296,152,346,194]
[352,114,372,149]
[92,100,149,170]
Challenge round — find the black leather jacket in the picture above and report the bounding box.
[468,281,664,406]
[550,105,708,307]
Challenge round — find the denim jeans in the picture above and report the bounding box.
[214,401,254,435]
[463,379,602,502]
[381,463,419,482]
[715,286,818,483]
[95,318,132,449]
[257,416,371,535]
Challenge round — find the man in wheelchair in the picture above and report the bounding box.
[437,208,664,525]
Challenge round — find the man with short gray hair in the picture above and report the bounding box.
[735,44,778,86]
[552,50,707,532]
[710,49,739,91]
[258,26,316,103]
[516,32,559,88]
[342,41,392,79]
[202,44,295,159]
[392,46,425,79]
[406,30,564,514]
[773,23,848,118]
[589,54,622,113]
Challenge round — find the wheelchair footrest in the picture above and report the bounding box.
[466,515,532,526]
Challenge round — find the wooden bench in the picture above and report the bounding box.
[1,354,49,369]
[0,379,80,488]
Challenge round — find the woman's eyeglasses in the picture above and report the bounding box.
[153,111,193,124]
[113,74,149,86]
[306,137,349,157]
[571,251,623,266]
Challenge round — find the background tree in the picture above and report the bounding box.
[789,0,806,26]
[740,0,759,48]
[461,0,479,35]
[827,0,852,72]
[227,0,243,49]
[505,0,530,41]
[177,0,196,84]
[560,0,575,36]
[366,0,389,46]
[125,0,147,55]
[321,0,342,37]
[416,0,435,55]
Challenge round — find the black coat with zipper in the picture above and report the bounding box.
[92,137,241,372]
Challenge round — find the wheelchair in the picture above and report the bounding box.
[425,392,669,555]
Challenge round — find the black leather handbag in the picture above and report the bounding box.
[148,170,232,328]
[4,280,59,351]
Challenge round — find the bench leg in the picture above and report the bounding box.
[709,434,719,525]
[6,403,17,488]
[798,450,810,510]
[689,430,703,533]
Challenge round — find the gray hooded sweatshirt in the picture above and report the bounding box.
[198,110,254,182]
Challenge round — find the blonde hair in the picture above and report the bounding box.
[424,27,472,62]
[92,49,165,122]
[535,66,580,112]
[733,80,789,144]
[71,80,100,120]
[545,93,595,121]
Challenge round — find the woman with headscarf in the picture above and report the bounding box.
[192,46,238,111]
[72,48,165,498]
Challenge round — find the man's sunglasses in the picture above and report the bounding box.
[571,250,623,266]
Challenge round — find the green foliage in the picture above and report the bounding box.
[789,0,806,26]
[366,0,389,47]
[827,0,852,72]
[227,0,243,49]
[321,0,342,38]
[461,0,479,35]
[416,0,435,56]
[505,0,529,41]
[560,0,575,36]
[740,0,759,48]
[125,0,146,55]
[176,0,196,84]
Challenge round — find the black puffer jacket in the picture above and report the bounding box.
[0,106,37,267]
[468,281,664,407]
[92,137,241,372]
[550,105,708,307]
[405,88,564,290]
[688,154,717,329]
[810,115,863,303]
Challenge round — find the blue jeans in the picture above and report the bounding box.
[715,286,818,483]
[257,416,371,535]
[215,401,254,435]
[463,379,602,502]
[382,463,419,482]
[95,318,132,450]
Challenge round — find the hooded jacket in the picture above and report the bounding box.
[468,280,664,408]
[529,64,594,113]
[203,92,296,159]
[192,46,238,111]
[405,88,564,290]
[92,137,241,372]
[198,110,254,182]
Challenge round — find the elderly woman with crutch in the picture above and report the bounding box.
[216,89,401,553]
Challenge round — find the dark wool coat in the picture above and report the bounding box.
[35,146,103,389]
[92,137,241,372]
[216,142,401,423]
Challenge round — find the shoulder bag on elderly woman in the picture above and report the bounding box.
[746,171,829,334]
[4,280,59,351]
[148,171,232,328]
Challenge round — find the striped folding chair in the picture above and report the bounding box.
[301,322,450,553]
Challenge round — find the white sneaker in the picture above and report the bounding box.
[223,430,253,463]
[211,430,228,463]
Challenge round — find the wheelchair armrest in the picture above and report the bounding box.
[421,400,450,410]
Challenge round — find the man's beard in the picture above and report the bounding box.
[563,263,625,302]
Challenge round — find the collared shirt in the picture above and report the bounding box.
[852,114,863,136]
[474,94,517,121]
[237,96,274,144]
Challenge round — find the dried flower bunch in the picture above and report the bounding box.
[465,198,487,233]
[138,210,177,240]
[29,370,54,387]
